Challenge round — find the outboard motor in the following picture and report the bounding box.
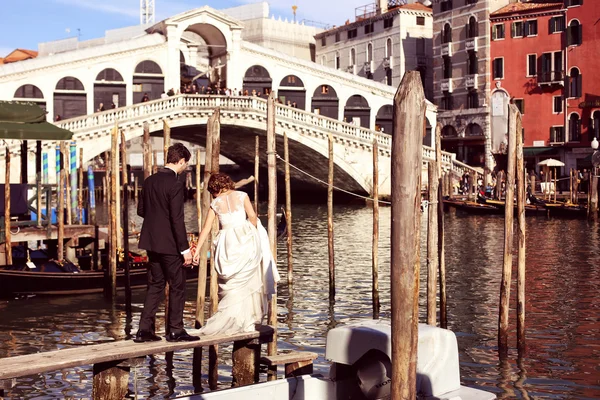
[326,320,463,400]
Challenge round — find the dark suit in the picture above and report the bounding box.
[137,168,189,335]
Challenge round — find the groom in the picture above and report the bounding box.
[134,143,199,343]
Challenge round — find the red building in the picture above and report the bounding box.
[490,0,598,171]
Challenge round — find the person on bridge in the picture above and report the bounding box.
[192,173,280,335]
[134,143,199,343]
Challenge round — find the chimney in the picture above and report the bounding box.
[378,0,388,15]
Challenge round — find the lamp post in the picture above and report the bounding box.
[590,137,599,218]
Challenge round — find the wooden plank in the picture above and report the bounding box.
[0,325,274,380]
[284,360,313,378]
[259,351,318,366]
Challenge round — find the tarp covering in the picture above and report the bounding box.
[0,101,73,140]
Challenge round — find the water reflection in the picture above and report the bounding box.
[0,203,599,398]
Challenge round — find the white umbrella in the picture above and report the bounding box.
[537,158,565,167]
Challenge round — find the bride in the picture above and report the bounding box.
[192,173,280,335]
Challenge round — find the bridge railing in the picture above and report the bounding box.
[4,94,480,177]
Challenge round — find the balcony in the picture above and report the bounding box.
[441,43,452,57]
[466,74,478,88]
[441,78,453,93]
[538,71,565,86]
[465,38,477,52]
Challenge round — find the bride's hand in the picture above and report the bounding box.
[192,251,200,265]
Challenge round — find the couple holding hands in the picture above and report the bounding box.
[134,143,279,343]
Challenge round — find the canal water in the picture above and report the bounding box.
[0,202,599,399]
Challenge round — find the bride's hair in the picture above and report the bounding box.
[208,173,235,196]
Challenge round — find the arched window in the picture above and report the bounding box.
[321,55,326,66]
[567,20,582,46]
[443,24,452,43]
[367,43,373,62]
[467,16,478,38]
[386,38,392,58]
[569,113,581,142]
[350,48,356,66]
[569,67,582,98]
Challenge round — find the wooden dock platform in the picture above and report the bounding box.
[0,325,274,399]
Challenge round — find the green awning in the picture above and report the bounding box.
[523,147,558,157]
[0,101,73,140]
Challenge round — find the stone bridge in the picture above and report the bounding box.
[1,95,478,197]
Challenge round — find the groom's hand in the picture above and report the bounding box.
[183,252,193,266]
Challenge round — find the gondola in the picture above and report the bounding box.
[443,198,505,215]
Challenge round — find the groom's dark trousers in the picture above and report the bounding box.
[137,168,189,335]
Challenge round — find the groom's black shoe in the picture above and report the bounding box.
[166,330,200,342]
[133,330,162,343]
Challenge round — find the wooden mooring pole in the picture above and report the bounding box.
[499,105,517,353]
[391,71,424,400]
[192,148,204,392]
[327,133,335,299]
[266,92,278,380]
[515,109,526,352]
[58,143,66,262]
[4,147,12,266]
[372,138,380,318]
[426,162,439,326]
[284,133,293,285]
[121,131,132,310]
[163,119,171,162]
[78,149,84,225]
[108,124,119,300]
[436,124,447,329]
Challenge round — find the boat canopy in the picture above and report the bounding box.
[0,101,73,140]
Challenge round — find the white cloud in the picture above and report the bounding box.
[53,0,139,18]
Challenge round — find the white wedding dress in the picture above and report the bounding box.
[199,191,280,336]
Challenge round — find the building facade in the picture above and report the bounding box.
[314,1,434,102]
[490,0,598,171]
[433,0,510,169]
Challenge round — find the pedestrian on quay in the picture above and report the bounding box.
[141,93,150,102]
[97,103,105,112]
[134,143,199,343]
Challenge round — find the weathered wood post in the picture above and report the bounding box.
[108,124,119,300]
[372,138,380,318]
[569,169,574,204]
[78,149,84,225]
[284,133,293,285]
[143,122,152,180]
[573,169,579,204]
[36,141,43,229]
[153,150,158,174]
[20,140,27,184]
[232,339,261,387]
[328,133,335,299]
[192,147,204,392]
[553,169,557,203]
[163,119,171,162]
[426,161,439,326]
[515,110,526,352]
[436,124,447,329]
[134,176,138,201]
[499,104,518,353]
[121,131,132,309]
[254,136,259,214]
[391,71,424,400]
[591,167,598,219]
[266,91,278,380]
[70,142,77,224]
[58,143,66,262]
[65,147,72,225]
[4,147,12,266]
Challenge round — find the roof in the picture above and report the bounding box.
[491,2,563,17]
[0,101,73,140]
[2,49,38,64]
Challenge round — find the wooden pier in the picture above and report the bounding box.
[0,325,276,399]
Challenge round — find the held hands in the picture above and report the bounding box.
[183,252,193,267]
[192,250,201,266]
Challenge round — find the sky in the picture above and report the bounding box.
[0,0,374,58]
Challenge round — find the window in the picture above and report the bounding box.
[367,43,373,62]
[335,32,340,42]
[512,21,524,38]
[466,0,478,4]
[593,110,600,139]
[467,51,478,75]
[348,29,357,39]
[493,58,504,79]
[569,68,582,98]
[553,51,563,77]
[514,99,525,115]
[386,68,393,86]
[569,113,581,141]
[492,24,505,40]
[416,16,425,26]
[567,20,582,46]
[550,16,566,33]
[384,18,394,29]
[550,126,565,142]
[350,48,356,66]
[467,17,478,38]
[467,90,478,109]
[441,0,453,12]
[287,76,296,84]
[442,24,452,43]
[443,56,452,79]
[527,54,537,76]
[441,92,453,110]
[417,37,426,56]
[321,37,326,46]
[335,52,340,69]
[365,23,374,34]
[321,85,329,94]
[321,55,326,65]
[553,96,563,113]
[386,38,392,59]
[524,20,538,36]
[566,0,583,6]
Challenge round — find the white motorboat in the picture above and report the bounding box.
[181,320,496,400]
